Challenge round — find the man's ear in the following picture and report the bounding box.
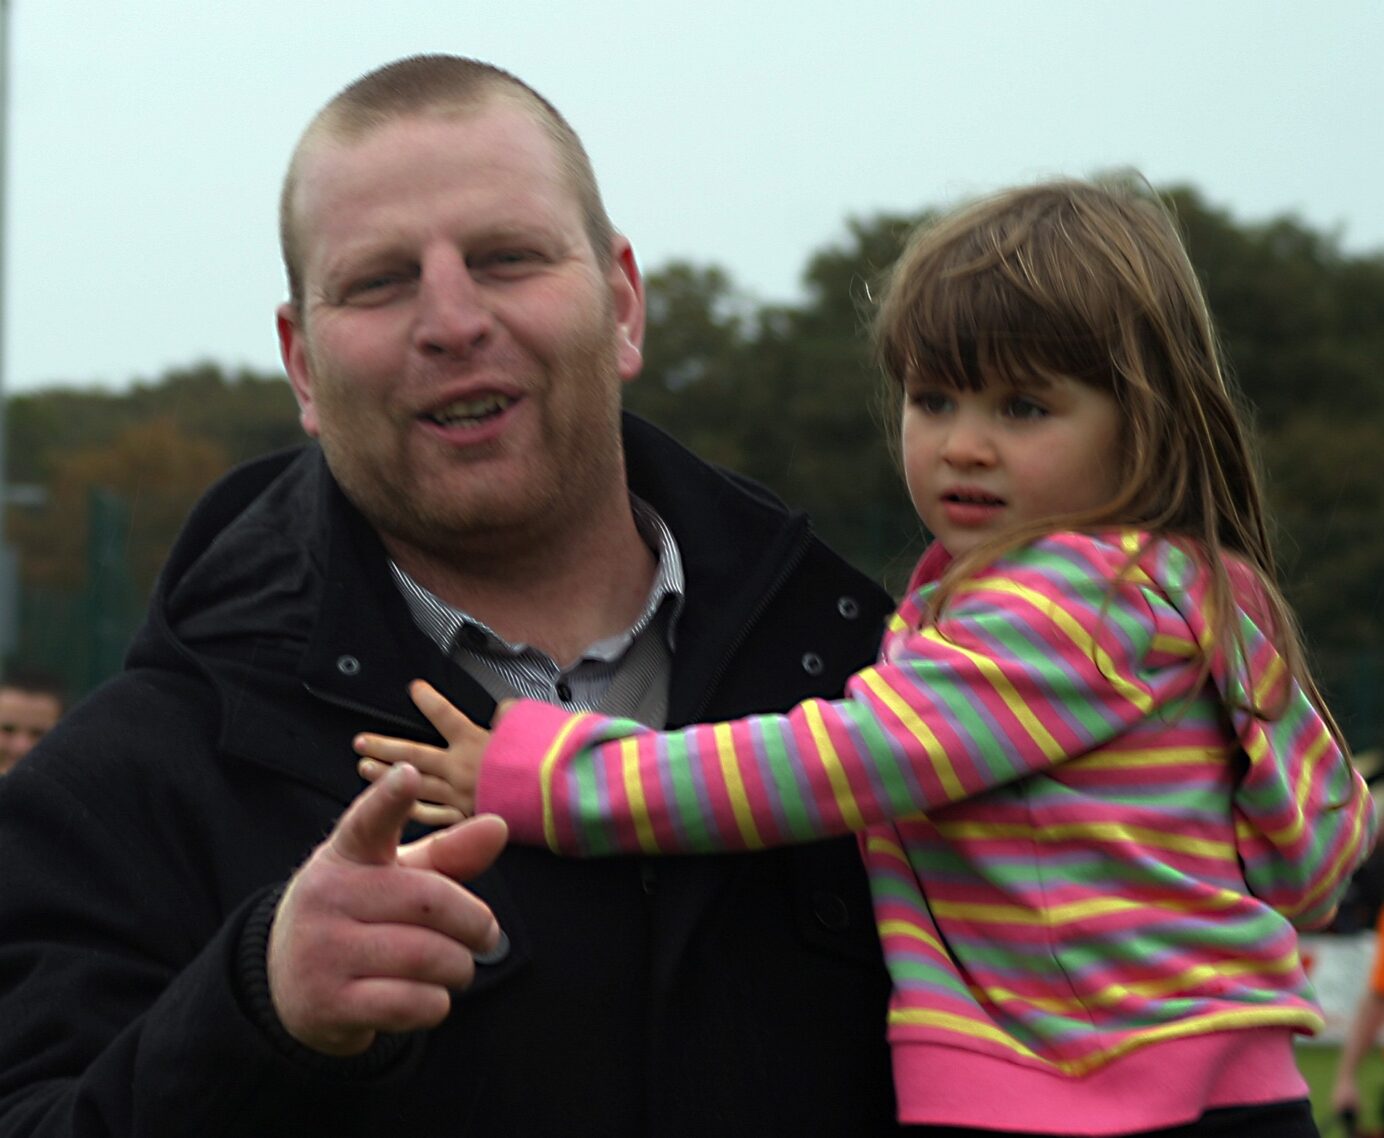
[608,237,645,383]
[277,303,322,437]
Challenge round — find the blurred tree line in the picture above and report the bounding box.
[5,185,1382,744]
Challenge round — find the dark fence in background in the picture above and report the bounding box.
[8,488,141,704]
[4,488,1382,755]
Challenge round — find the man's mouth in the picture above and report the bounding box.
[425,395,515,427]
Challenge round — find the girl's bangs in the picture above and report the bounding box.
[902,268,1113,392]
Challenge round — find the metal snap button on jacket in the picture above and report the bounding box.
[811,891,851,932]
[474,929,512,966]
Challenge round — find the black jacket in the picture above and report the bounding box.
[0,415,903,1136]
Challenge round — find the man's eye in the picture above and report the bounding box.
[473,250,541,273]
[343,273,410,301]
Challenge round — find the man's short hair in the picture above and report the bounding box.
[280,54,616,309]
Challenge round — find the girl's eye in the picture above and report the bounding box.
[1004,396,1048,420]
[910,390,953,414]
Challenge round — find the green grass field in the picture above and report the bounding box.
[1299,1044,1384,1133]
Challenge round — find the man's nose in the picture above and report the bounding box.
[413,252,494,358]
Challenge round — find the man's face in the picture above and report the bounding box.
[277,101,644,565]
[0,689,63,774]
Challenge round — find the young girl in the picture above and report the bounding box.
[355,177,1376,1137]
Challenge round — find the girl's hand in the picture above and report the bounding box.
[354,680,490,826]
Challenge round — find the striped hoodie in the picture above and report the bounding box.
[477,531,1377,1132]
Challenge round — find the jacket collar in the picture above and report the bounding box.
[621,413,811,724]
[143,415,812,792]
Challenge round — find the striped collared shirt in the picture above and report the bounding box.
[390,497,685,726]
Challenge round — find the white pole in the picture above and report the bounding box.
[0,0,16,659]
[0,0,10,506]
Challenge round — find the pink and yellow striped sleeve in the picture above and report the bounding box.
[476,535,1203,856]
[1134,539,1378,927]
[1221,611,1377,927]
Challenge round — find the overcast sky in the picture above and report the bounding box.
[3,0,1381,394]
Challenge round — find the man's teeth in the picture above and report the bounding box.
[428,395,514,426]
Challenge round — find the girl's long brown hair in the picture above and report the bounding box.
[874,175,1338,742]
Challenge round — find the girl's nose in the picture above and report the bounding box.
[940,416,997,467]
[413,251,494,358]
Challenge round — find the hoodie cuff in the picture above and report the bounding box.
[237,885,413,1078]
[475,699,579,847]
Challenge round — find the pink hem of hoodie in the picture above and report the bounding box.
[891,1029,1307,1133]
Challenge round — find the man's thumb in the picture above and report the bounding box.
[397,813,509,880]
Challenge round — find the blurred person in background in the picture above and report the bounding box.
[0,670,64,774]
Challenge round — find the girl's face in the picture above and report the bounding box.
[901,374,1125,557]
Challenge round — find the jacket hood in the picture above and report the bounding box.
[150,446,328,672]
[1129,533,1366,928]
[125,445,433,791]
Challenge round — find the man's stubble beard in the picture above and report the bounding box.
[318,326,627,570]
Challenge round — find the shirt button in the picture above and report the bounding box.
[837,596,861,619]
[801,652,824,676]
[336,655,361,676]
[474,929,511,966]
[811,891,851,932]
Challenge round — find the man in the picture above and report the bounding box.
[0,671,64,774]
[0,56,902,1135]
